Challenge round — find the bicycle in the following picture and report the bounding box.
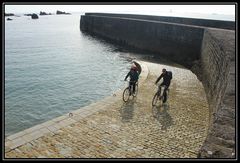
[122,80,138,102]
[152,84,169,106]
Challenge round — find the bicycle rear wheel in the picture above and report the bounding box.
[123,87,130,102]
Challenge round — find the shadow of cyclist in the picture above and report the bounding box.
[120,99,136,123]
[152,103,173,130]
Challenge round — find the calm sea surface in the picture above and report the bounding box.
[5,14,131,136]
[4,12,234,136]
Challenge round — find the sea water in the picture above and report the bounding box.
[5,14,131,136]
[4,12,234,136]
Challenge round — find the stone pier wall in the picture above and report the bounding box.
[80,13,236,158]
[80,15,204,68]
[197,28,235,158]
[84,13,235,30]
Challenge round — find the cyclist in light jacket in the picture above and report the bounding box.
[124,64,139,95]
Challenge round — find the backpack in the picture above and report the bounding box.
[168,71,172,80]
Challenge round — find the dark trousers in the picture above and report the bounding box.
[129,81,136,93]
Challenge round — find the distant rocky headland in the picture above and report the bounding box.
[56,10,71,15]
[5,10,71,21]
[5,13,14,16]
[40,11,52,15]
[5,10,71,18]
[5,13,20,20]
[23,10,71,19]
[24,13,33,16]
[24,11,51,17]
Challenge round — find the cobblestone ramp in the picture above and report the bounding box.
[5,61,209,158]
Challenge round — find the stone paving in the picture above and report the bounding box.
[5,61,209,158]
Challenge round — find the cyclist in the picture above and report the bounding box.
[155,68,172,103]
[124,64,139,96]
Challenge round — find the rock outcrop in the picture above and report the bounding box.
[24,14,32,16]
[31,14,39,19]
[5,13,14,16]
[40,11,52,15]
[56,10,71,15]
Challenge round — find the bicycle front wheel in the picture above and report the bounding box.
[162,89,168,103]
[152,92,159,106]
[123,87,130,102]
[152,105,159,118]
[133,84,138,97]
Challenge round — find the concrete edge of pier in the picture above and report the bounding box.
[5,60,149,152]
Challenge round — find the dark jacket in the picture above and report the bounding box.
[155,71,172,86]
[125,70,139,82]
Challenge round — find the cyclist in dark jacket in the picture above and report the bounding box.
[155,68,172,102]
[124,65,139,95]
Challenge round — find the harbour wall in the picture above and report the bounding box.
[80,13,236,158]
[84,13,235,30]
[80,14,205,68]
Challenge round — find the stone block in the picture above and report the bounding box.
[24,124,45,134]
[9,137,27,149]
[7,131,28,141]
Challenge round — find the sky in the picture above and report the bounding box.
[4,4,236,16]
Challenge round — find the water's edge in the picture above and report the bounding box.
[5,60,149,149]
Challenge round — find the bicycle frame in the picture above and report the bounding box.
[157,85,167,97]
[122,80,138,102]
[152,84,169,106]
[125,80,138,92]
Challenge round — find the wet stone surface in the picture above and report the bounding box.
[5,61,209,158]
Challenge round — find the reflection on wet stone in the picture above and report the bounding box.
[153,104,173,130]
[120,100,135,122]
[5,61,209,158]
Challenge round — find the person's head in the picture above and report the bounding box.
[162,68,166,74]
[131,64,137,71]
